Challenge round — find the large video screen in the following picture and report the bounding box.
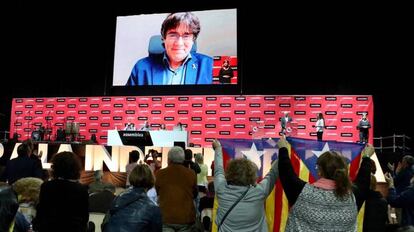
[112,9,237,87]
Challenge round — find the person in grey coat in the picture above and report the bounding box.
[212,139,278,232]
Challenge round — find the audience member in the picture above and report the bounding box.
[199,181,215,213]
[126,150,140,187]
[12,177,43,224]
[194,153,208,193]
[393,155,414,194]
[155,146,198,231]
[88,170,116,194]
[0,143,43,184]
[102,164,162,232]
[277,138,373,231]
[183,149,201,174]
[144,149,161,174]
[385,173,414,228]
[199,181,215,232]
[23,138,48,180]
[0,183,19,232]
[213,139,278,232]
[33,151,89,232]
[363,175,388,232]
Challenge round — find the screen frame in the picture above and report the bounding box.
[109,7,241,96]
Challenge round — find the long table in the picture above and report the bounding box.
[106,129,188,147]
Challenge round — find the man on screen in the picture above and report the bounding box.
[126,12,213,86]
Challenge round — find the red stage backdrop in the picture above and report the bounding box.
[10,95,373,147]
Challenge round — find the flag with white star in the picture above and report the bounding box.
[213,137,366,232]
[286,137,365,181]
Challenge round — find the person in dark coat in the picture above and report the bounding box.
[103,164,162,232]
[363,175,388,232]
[0,143,43,184]
[33,151,89,232]
[385,173,414,228]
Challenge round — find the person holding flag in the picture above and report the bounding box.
[277,137,374,231]
[212,139,279,232]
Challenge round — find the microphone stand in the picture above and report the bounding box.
[27,111,32,140]
[45,111,52,141]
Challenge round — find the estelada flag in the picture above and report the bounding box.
[211,137,365,232]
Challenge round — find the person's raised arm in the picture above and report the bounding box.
[384,173,414,209]
[352,144,373,210]
[213,139,226,193]
[277,138,306,206]
[257,156,278,197]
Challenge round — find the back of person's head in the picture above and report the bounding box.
[317,151,351,199]
[129,164,154,190]
[12,177,43,204]
[161,12,201,40]
[225,158,258,186]
[194,153,203,164]
[129,150,140,163]
[50,151,81,180]
[17,143,30,157]
[22,139,34,153]
[0,183,19,232]
[168,146,185,164]
[402,155,414,169]
[94,170,103,181]
[185,149,193,161]
[369,174,377,191]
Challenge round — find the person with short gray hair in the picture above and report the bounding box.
[88,170,115,194]
[155,146,198,231]
[168,146,185,164]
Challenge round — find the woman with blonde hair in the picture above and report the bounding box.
[12,177,43,223]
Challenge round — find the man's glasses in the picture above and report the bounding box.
[166,32,194,42]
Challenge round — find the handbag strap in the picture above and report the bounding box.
[218,185,250,231]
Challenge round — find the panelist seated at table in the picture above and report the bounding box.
[173,122,185,131]
[123,123,136,131]
[139,121,151,131]
[159,124,166,131]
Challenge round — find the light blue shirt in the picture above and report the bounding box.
[162,53,192,85]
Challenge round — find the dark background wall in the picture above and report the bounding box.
[0,2,412,147]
